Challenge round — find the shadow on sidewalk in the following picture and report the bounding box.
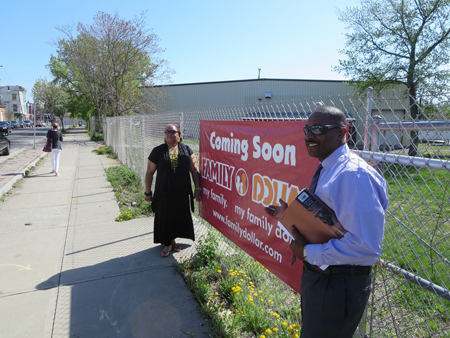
[26,173,57,178]
[65,129,90,135]
[35,246,200,337]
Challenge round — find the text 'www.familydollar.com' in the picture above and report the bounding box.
[213,209,283,263]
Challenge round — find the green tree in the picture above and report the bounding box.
[49,11,171,120]
[65,92,95,122]
[335,0,450,155]
[32,78,69,130]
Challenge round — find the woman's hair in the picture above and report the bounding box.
[164,124,183,143]
[52,122,59,130]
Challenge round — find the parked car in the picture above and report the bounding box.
[17,121,24,128]
[36,122,44,127]
[0,121,12,134]
[23,120,33,128]
[10,121,20,129]
[0,134,10,156]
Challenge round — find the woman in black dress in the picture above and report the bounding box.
[144,124,201,257]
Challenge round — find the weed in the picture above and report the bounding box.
[177,231,302,338]
[0,193,8,202]
[89,130,103,141]
[193,231,220,269]
[12,179,22,189]
[105,165,153,221]
[93,146,117,159]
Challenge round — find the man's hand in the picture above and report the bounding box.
[264,199,288,219]
[290,226,308,260]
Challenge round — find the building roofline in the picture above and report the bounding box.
[0,85,26,92]
[150,78,350,88]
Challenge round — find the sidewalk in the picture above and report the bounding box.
[0,128,211,338]
[0,146,47,198]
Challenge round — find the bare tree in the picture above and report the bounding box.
[32,78,68,130]
[50,11,172,118]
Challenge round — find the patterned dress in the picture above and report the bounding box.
[148,142,195,245]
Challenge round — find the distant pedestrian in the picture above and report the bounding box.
[144,124,201,257]
[46,122,63,176]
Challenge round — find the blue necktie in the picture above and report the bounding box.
[309,164,323,193]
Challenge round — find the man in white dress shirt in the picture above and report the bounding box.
[269,106,389,338]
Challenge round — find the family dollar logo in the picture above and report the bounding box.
[235,168,249,196]
[252,173,300,207]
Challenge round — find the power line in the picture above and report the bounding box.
[0,65,17,85]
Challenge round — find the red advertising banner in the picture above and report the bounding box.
[199,120,319,293]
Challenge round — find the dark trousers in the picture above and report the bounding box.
[300,263,372,338]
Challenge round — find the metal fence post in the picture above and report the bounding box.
[370,115,382,153]
[141,115,146,186]
[180,112,184,137]
[363,87,373,151]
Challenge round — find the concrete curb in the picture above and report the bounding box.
[0,151,48,198]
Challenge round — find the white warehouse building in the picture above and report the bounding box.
[150,78,359,111]
[145,78,409,149]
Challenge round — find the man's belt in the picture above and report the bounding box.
[304,261,371,276]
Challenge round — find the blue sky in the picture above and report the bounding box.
[1,0,360,101]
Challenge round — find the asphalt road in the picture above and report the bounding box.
[0,127,48,163]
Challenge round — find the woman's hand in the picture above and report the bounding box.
[144,195,152,202]
[194,188,201,201]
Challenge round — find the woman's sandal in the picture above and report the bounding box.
[172,244,182,252]
[160,249,171,258]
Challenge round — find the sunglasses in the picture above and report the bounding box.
[164,130,178,135]
[303,125,341,135]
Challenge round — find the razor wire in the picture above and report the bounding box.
[99,88,450,338]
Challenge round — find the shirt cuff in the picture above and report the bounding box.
[306,244,325,266]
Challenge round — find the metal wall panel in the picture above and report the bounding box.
[146,79,357,112]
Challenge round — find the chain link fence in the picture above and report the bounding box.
[99,88,450,337]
